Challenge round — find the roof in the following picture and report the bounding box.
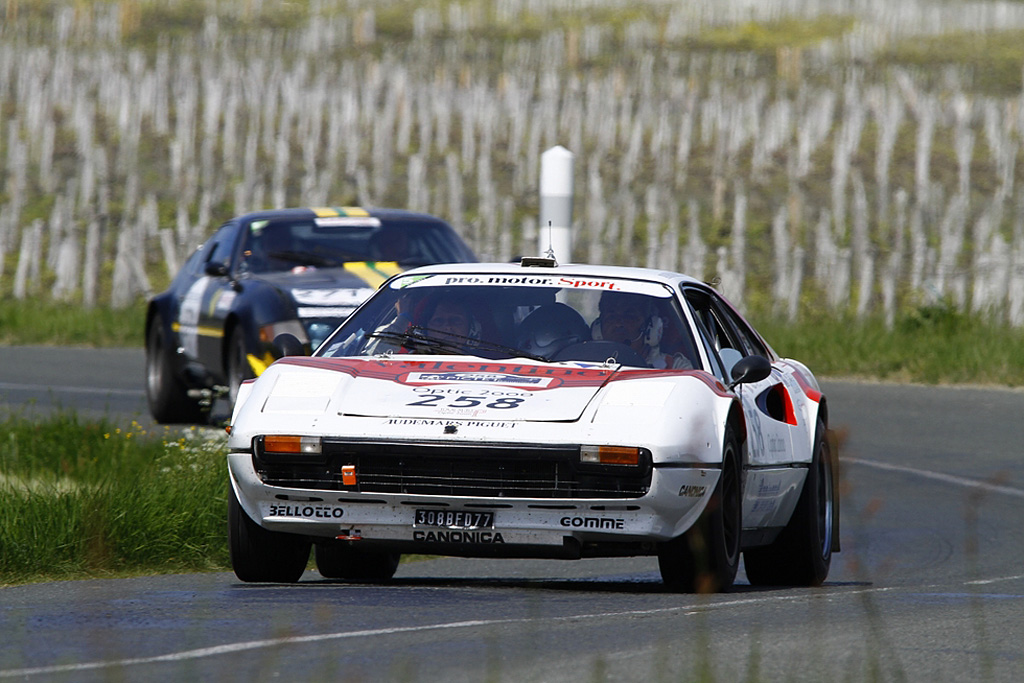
[231,206,452,225]
[397,260,706,288]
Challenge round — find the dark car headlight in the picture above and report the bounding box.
[259,320,309,346]
[303,321,339,350]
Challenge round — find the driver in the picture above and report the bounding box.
[426,299,477,339]
[594,291,692,369]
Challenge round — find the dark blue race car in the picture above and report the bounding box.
[144,206,476,423]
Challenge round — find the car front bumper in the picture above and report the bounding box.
[228,452,720,558]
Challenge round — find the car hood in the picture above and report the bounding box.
[257,356,621,422]
[254,264,402,316]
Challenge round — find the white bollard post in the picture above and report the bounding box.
[539,145,574,263]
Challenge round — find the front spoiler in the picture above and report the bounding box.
[228,453,720,558]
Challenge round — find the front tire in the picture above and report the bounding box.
[228,484,311,583]
[145,318,205,424]
[744,417,833,587]
[315,542,400,581]
[658,425,742,593]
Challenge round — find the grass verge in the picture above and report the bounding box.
[0,299,146,348]
[0,413,229,585]
[753,303,1024,387]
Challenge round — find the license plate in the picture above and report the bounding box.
[415,509,494,529]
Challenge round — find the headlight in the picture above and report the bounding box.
[263,435,322,455]
[303,321,338,350]
[259,320,309,346]
[580,445,641,466]
[255,435,325,465]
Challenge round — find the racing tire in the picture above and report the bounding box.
[226,326,255,410]
[744,417,833,587]
[145,318,205,424]
[314,542,401,581]
[228,484,311,583]
[658,425,742,593]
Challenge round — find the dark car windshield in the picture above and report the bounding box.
[316,272,700,370]
[239,216,473,274]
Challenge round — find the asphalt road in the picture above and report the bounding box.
[1,348,1023,681]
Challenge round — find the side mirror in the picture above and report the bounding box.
[204,261,229,277]
[728,354,771,389]
[273,333,307,358]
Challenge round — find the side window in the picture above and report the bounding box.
[205,223,239,270]
[180,246,206,278]
[683,289,743,356]
[683,287,748,381]
[716,302,771,358]
[687,308,727,380]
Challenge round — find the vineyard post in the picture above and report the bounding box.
[539,145,574,262]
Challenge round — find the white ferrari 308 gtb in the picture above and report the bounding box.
[226,259,839,592]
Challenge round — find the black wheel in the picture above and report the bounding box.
[226,326,255,409]
[315,541,400,581]
[744,418,833,587]
[228,484,311,583]
[145,318,205,424]
[658,425,742,593]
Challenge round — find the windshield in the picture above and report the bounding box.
[316,272,701,370]
[238,216,472,273]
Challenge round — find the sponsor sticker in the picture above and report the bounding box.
[292,288,373,306]
[389,274,672,297]
[412,530,506,544]
[314,217,382,228]
[297,306,358,318]
[559,516,625,530]
[384,418,517,429]
[678,485,708,498]
[267,504,345,519]
[407,371,554,387]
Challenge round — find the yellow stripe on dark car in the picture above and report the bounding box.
[373,262,403,278]
[311,207,341,218]
[344,261,402,288]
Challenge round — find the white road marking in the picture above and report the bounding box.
[966,575,1024,586]
[0,587,895,678]
[844,457,1024,499]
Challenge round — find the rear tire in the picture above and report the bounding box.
[315,542,400,581]
[145,318,205,424]
[658,425,742,593]
[744,417,833,587]
[228,484,311,583]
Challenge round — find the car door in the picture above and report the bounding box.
[180,222,242,372]
[683,285,815,529]
[682,286,796,467]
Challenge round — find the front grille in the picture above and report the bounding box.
[253,439,651,499]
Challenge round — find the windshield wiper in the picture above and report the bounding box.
[365,327,549,362]
[364,328,467,355]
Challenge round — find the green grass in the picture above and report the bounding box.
[880,29,1024,96]
[0,298,145,347]
[753,304,1024,387]
[688,16,856,54]
[0,413,230,585]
